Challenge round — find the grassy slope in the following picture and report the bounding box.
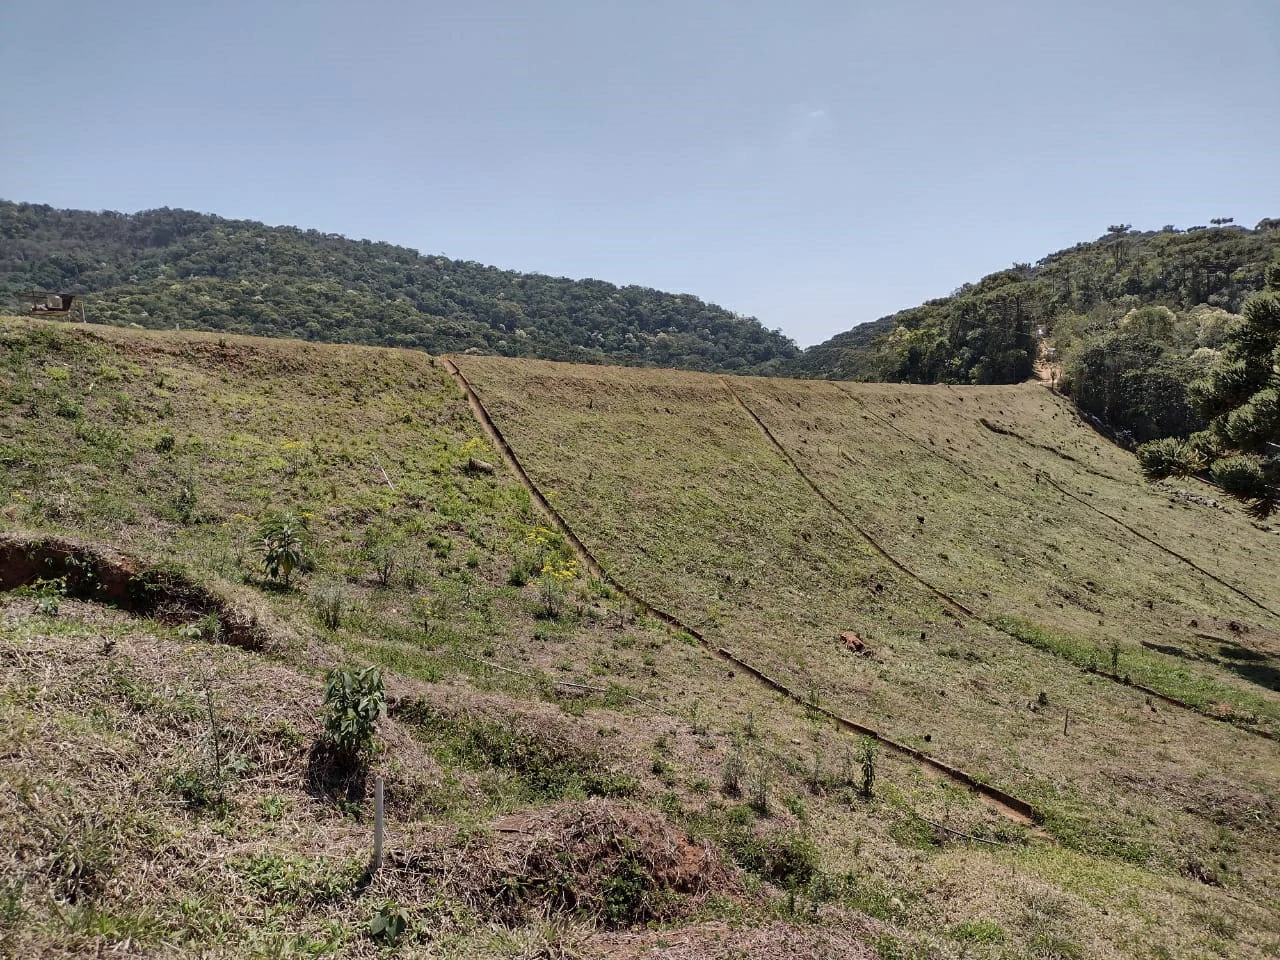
[1,317,1047,959]
[456,353,1280,960]
[0,318,824,958]
[2,317,1278,958]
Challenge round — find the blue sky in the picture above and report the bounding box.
[4,0,1278,346]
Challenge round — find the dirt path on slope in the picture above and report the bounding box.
[1032,340,1062,386]
[720,378,975,620]
[441,356,1040,825]
[722,380,1278,743]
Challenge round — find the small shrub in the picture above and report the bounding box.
[1136,437,1205,480]
[748,767,770,817]
[368,541,398,588]
[783,794,808,821]
[176,614,222,642]
[258,511,310,587]
[855,736,877,799]
[1108,638,1122,675]
[53,395,84,419]
[412,594,447,634]
[321,666,387,762]
[537,556,579,619]
[154,433,176,454]
[1210,455,1270,500]
[721,746,746,797]
[400,548,425,589]
[174,476,198,524]
[311,582,346,630]
[19,577,66,616]
[73,420,122,450]
[689,704,708,736]
[509,555,537,586]
[368,901,409,945]
[165,765,226,813]
[601,854,650,925]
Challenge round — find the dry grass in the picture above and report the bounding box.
[0,598,756,957]
[455,353,1280,959]
[4,317,1278,957]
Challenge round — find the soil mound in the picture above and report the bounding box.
[398,799,738,927]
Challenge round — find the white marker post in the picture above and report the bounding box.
[372,776,385,873]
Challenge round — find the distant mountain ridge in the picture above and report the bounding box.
[0,200,799,374]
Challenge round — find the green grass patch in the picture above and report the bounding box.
[394,700,637,804]
[991,615,1280,731]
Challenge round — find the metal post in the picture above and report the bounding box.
[372,776,385,872]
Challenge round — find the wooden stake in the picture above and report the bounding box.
[372,776,385,873]
[373,456,396,491]
[1063,709,1070,736]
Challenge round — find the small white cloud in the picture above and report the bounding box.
[784,104,832,152]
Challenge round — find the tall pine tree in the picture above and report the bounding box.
[1138,258,1280,516]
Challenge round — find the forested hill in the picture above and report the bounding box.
[0,201,799,373]
[790,220,1280,386]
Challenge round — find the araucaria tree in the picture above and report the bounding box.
[1138,258,1280,516]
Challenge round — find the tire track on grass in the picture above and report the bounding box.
[442,356,1040,824]
[833,383,1280,629]
[968,416,1280,621]
[722,379,1278,744]
[720,379,975,619]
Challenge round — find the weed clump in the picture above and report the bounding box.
[720,745,746,797]
[393,699,636,801]
[855,736,877,798]
[368,900,410,945]
[724,824,820,891]
[310,581,346,630]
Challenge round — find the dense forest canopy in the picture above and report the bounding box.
[793,221,1280,391]
[0,201,799,374]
